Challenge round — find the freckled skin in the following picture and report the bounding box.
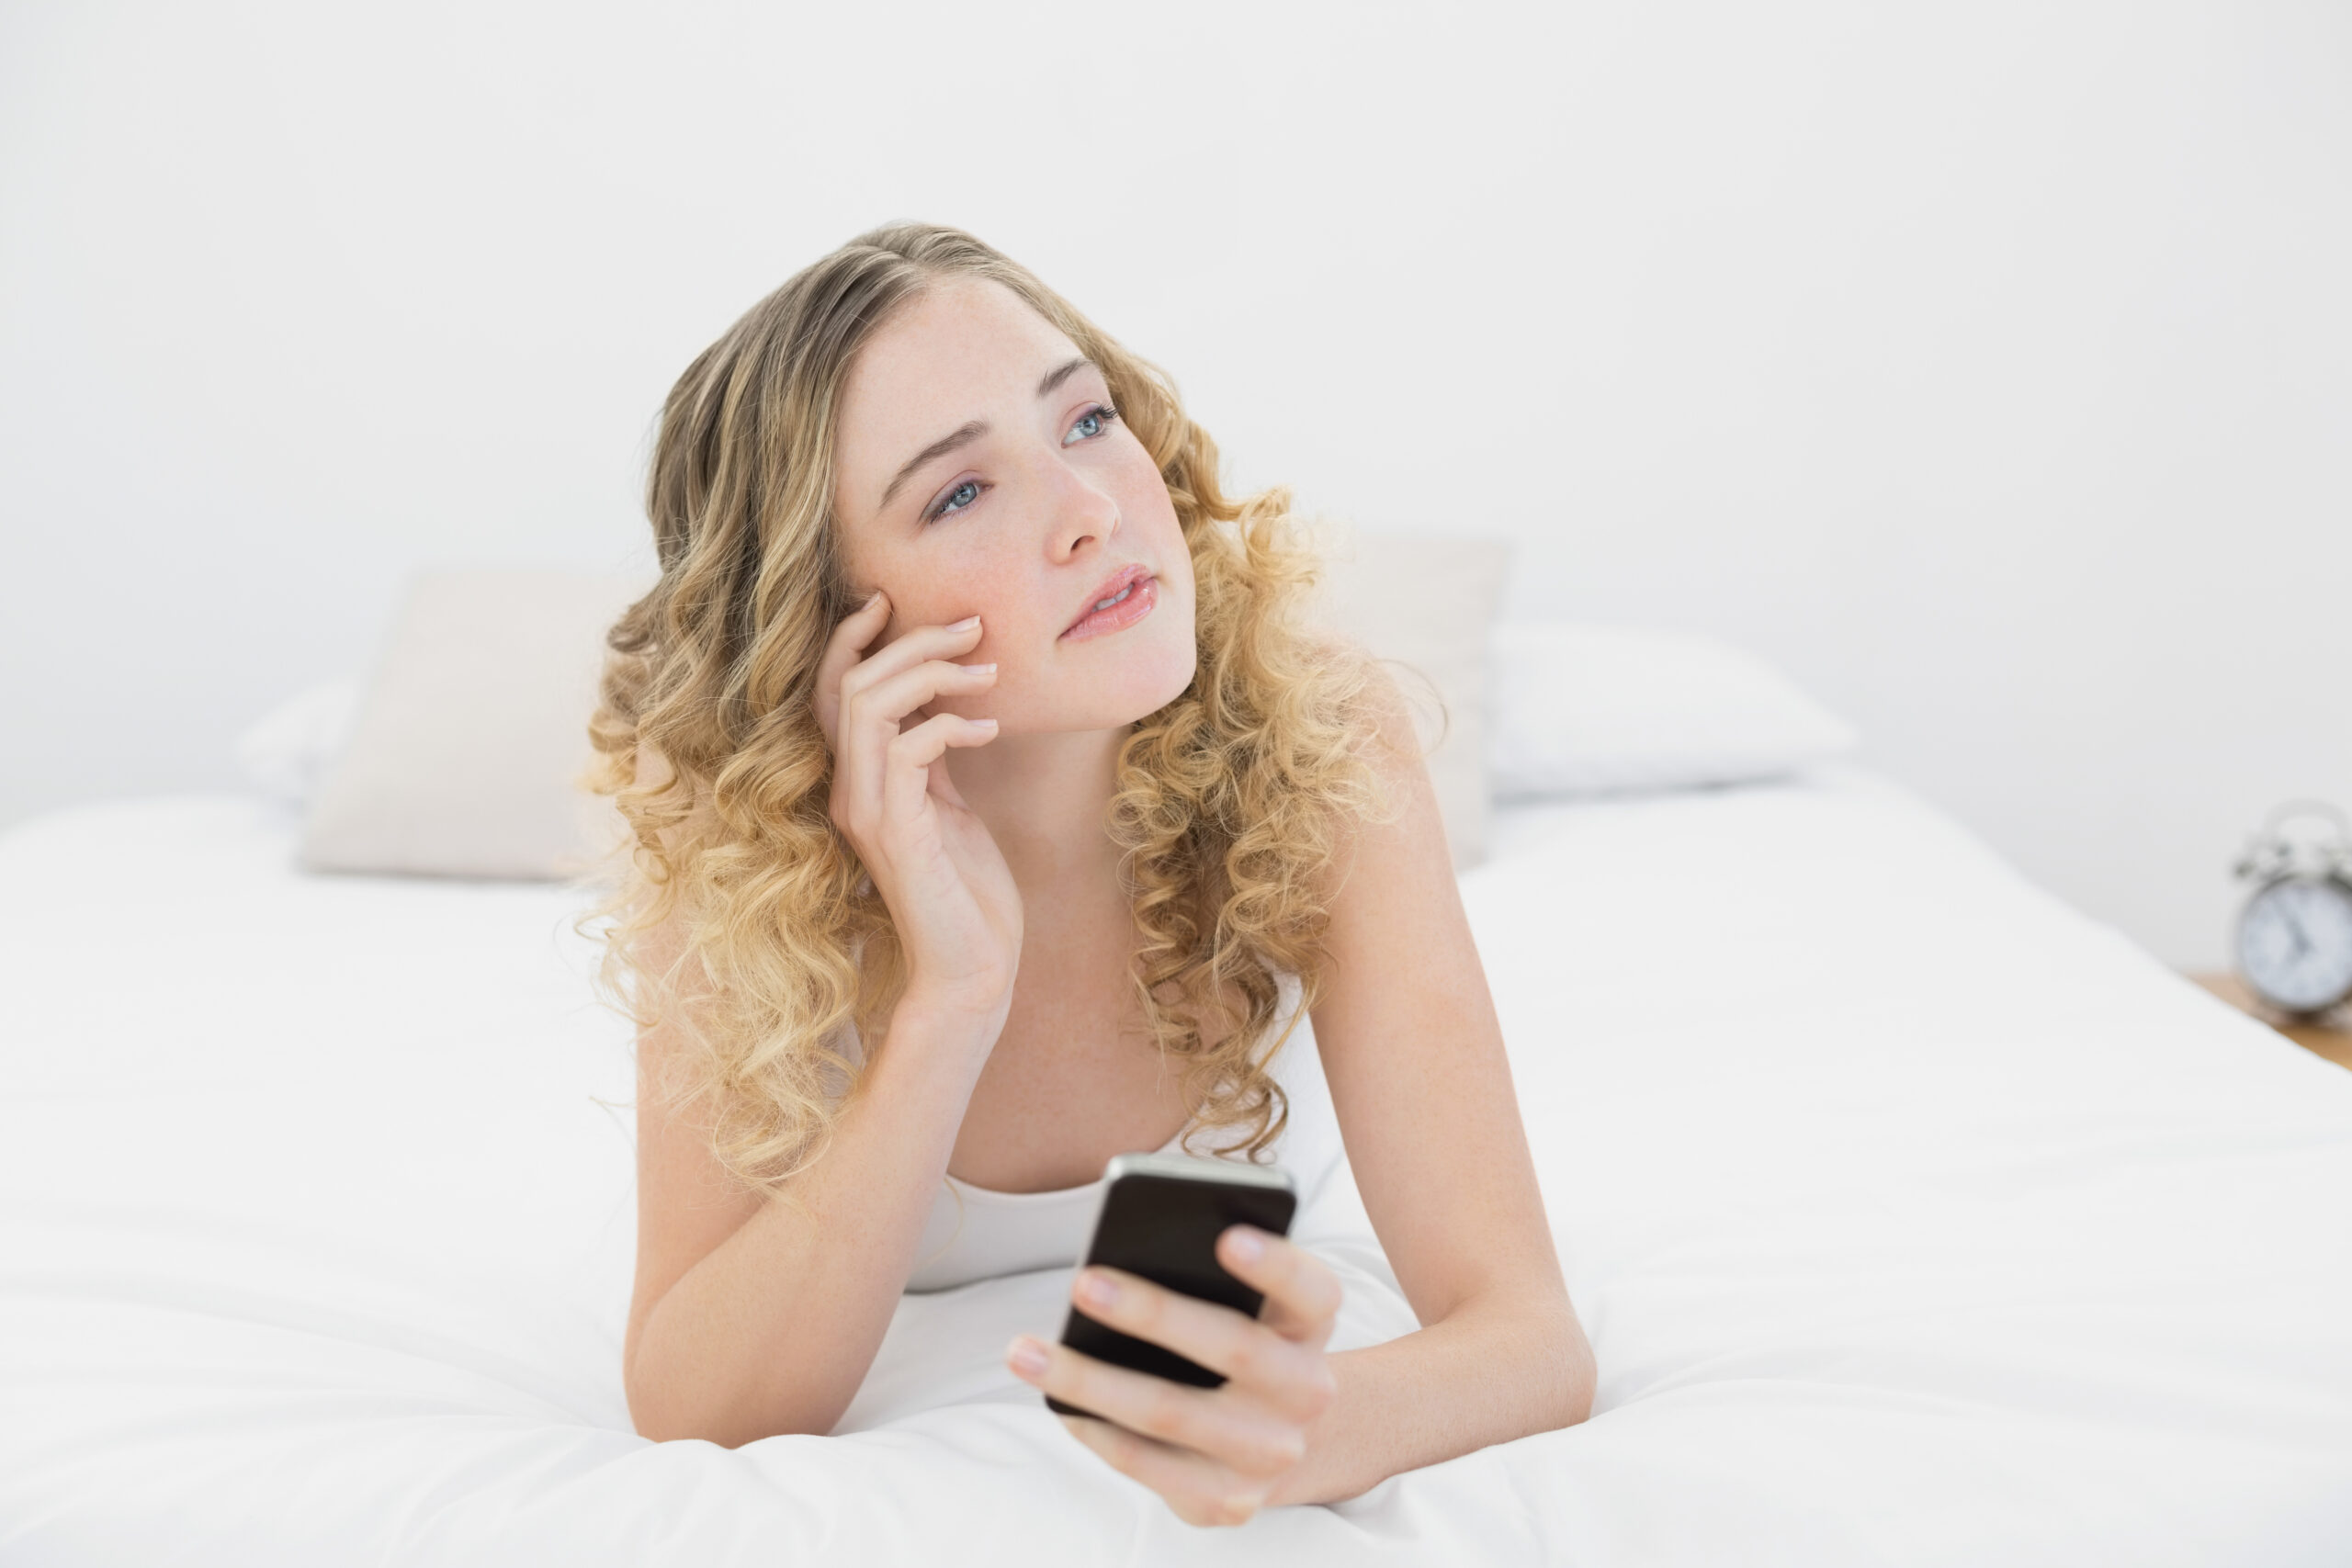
[829,276,1199,739]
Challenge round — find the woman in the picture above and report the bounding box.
[583,220,1594,1525]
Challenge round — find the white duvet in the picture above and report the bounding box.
[3,761,2347,1564]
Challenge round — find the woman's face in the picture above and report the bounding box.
[829,276,1198,737]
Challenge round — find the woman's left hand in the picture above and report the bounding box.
[1006,1224,1342,1528]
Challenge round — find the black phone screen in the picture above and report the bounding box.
[1046,1168,1298,1418]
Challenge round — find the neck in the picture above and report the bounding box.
[941,723,1130,891]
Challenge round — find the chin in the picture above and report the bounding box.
[1119,636,1200,725]
[1017,617,1198,733]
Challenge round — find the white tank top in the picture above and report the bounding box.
[901,970,1348,1294]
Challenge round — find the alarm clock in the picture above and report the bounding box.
[2230,800,2352,1020]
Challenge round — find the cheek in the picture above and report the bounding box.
[1136,487,1193,589]
[887,549,1010,634]
[896,552,1052,688]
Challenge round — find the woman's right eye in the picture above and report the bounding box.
[927,479,983,524]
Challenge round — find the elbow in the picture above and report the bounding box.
[1452,1280,1596,1436]
[1541,1286,1599,1430]
[1505,1287,1596,1434]
[624,1359,699,1446]
[628,1388,829,1449]
[628,1385,710,1448]
[621,1336,698,1444]
[625,1349,847,1448]
[1559,1320,1598,1428]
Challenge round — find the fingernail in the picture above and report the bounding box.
[950,615,980,631]
[1009,1337,1050,1378]
[1227,1227,1264,1264]
[967,662,996,674]
[1077,1271,1117,1309]
[865,589,885,609]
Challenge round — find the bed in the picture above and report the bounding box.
[10,535,2352,1564]
[6,742,2350,1563]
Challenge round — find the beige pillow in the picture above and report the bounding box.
[300,568,650,881]
[300,529,1510,880]
[1300,524,1512,872]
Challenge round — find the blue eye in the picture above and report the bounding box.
[923,404,1119,524]
[1064,403,1120,446]
[927,479,982,523]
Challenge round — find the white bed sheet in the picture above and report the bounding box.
[2,761,2347,1564]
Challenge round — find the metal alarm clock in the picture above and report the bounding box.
[2229,800,2352,1020]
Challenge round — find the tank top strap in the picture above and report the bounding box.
[1171,972,1342,1200]
[1250,969,1347,1215]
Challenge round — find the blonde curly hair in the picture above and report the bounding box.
[575,220,1407,1201]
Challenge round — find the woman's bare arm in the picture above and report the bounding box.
[623,973,999,1447]
[1275,662,1596,1499]
[992,660,1591,1517]
[622,590,1025,1447]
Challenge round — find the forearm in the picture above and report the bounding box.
[627,998,989,1447]
[1269,1287,1595,1507]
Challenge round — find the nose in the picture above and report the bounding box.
[1042,449,1120,565]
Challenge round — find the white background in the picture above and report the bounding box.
[2,0,2346,971]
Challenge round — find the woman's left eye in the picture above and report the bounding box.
[1064,403,1120,446]
[927,479,983,523]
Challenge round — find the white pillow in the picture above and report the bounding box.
[1304,525,1513,872]
[295,569,647,881]
[241,533,1511,881]
[234,676,363,815]
[1487,621,1860,800]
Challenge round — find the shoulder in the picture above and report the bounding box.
[1288,624,1422,758]
[1348,650,1429,775]
[1296,637,1449,910]
[1310,630,1436,829]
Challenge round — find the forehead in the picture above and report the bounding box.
[834,276,1078,480]
[831,277,1077,527]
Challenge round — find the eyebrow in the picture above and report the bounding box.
[876,355,1099,513]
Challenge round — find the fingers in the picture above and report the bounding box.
[812,589,896,743]
[1055,1415,1277,1530]
[833,657,999,832]
[1063,1264,1333,1422]
[881,710,1000,822]
[848,655,999,742]
[1215,1228,1345,1346]
[1012,1337,1307,1479]
[816,593,984,750]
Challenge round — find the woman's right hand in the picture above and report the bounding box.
[815,589,1023,1026]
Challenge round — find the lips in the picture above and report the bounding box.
[1063,564,1153,636]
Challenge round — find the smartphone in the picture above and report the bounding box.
[1046,1151,1298,1418]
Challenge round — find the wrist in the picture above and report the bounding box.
[889,982,1010,1062]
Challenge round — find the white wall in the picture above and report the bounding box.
[3,0,2346,971]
